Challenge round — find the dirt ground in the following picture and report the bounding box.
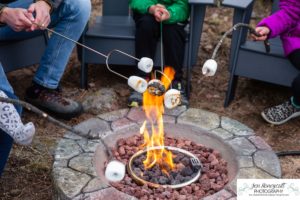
[1,0,300,199]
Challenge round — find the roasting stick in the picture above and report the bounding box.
[0,96,125,181]
[0,96,113,159]
[202,23,271,76]
[33,22,139,80]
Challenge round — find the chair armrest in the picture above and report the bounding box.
[188,0,216,5]
[221,0,254,9]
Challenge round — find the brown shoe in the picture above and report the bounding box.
[25,85,82,120]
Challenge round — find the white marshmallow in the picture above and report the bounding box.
[138,57,153,73]
[128,76,148,93]
[164,89,181,109]
[202,59,218,76]
[105,160,126,182]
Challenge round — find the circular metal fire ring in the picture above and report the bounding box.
[128,146,202,189]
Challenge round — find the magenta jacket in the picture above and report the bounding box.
[257,0,300,56]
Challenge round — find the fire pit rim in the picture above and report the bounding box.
[127,145,201,189]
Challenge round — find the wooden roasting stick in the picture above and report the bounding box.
[0,96,114,159]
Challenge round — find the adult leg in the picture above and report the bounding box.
[24,0,91,119]
[33,0,91,89]
[0,0,44,40]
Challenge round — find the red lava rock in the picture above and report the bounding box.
[179,188,188,195]
[211,159,219,166]
[118,138,126,146]
[211,183,224,191]
[176,163,185,171]
[193,185,200,192]
[118,146,125,155]
[208,154,217,162]
[179,195,187,200]
[185,185,192,194]
[207,171,220,179]
[200,179,212,191]
[162,191,172,198]
[212,150,221,158]
[195,190,206,198]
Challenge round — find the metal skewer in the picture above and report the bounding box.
[33,22,141,80]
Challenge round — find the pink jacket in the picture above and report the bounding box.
[258,0,300,56]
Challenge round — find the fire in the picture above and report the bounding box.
[140,66,175,173]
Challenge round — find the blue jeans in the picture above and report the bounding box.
[0,0,91,176]
[0,66,22,177]
[0,0,91,89]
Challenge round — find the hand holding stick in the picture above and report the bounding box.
[202,23,270,77]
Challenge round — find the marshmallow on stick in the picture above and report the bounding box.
[164,89,181,109]
[138,57,153,73]
[105,160,126,182]
[202,59,218,76]
[128,76,148,93]
[202,23,266,77]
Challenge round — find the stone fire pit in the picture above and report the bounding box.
[52,107,281,200]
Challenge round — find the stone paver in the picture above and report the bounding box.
[111,118,137,131]
[82,177,110,193]
[54,139,82,160]
[253,150,281,178]
[69,153,97,176]
[248,136,272,150]
[221,117,254,136]
[98,108,129,122]
[227,137,256,156]
[53,168,91,199]
[52,108,281,200]
[178,108,220,130]
[74,118,111,138]
[211,128,234,140]
[237,156,253,168]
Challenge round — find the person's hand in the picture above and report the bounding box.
[154,7,170,22]
[149,4,170,22]
[27,1,51,31]
[252,26,270,41]
[0,7,32,32]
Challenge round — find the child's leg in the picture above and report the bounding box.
[261,49,300,125]
[289,49,300,105]
[0,90,35,145]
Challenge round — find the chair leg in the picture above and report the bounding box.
[224,74,239,107]
[80,61,88,89]
[186,66,191,100]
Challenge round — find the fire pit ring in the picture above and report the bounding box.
[128,146,202,189]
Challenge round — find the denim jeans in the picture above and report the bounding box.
[0,0,91,176]
[0,0,91,89]
[0,66,22,177]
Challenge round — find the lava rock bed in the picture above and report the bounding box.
[110,135,229,200]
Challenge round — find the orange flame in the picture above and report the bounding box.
[140,66,175,173]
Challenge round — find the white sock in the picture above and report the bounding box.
[0,90,35,145]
